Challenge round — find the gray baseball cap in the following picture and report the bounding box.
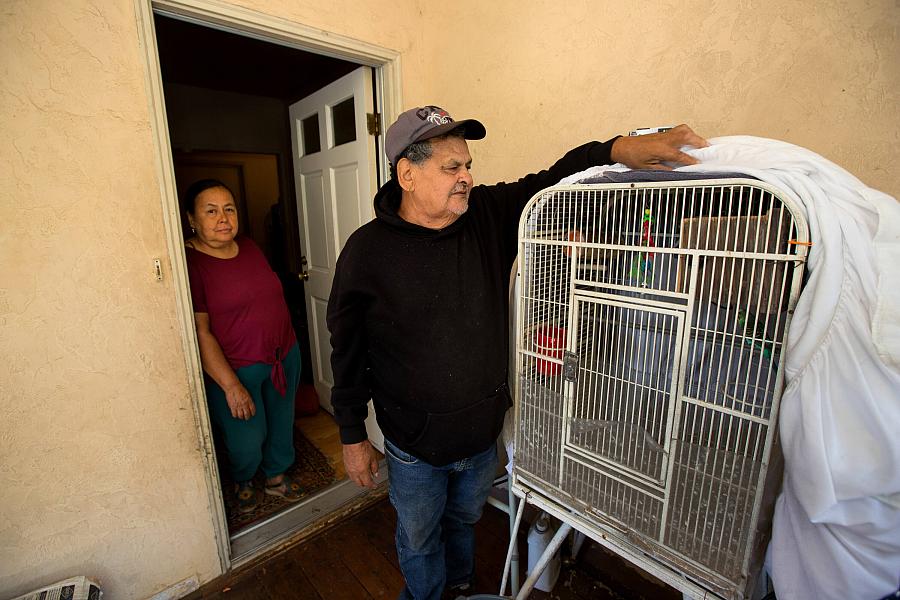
[385,105,486,166]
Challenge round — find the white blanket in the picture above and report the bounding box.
[562,136,900,599]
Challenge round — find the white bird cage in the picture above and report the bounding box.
[512,177,810,599]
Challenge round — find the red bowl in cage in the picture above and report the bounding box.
[533,325,566,376]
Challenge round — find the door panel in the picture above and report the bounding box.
[290,66,383,452]
[333,164,362,247]
[311,296,334,387]
[301,172,330,269]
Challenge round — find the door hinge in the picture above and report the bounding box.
[367,112,381,136]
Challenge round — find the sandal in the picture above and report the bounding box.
[265,474,304,502]
[235,481,259,514]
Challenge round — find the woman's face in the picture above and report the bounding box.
[188,186,238,247]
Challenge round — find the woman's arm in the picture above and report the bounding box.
[194,312,256,420]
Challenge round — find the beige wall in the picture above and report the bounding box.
[0,0,422,598]
[1,0,896,598]
[420,0,899,197]
[0,1,219,597]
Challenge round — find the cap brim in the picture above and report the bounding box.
[413,118,486,144]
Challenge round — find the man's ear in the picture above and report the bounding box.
[396,158,415,192]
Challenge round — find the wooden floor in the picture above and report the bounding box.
[203,404,681,599]
[295,404,385,482]
[190,496,681,600]
[295,408,348,481]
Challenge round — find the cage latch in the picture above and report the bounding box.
[563,351,579,382]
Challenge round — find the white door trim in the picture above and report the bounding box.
[132,0,402,574]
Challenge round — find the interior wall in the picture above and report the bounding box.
[164,83,288,155]
[418,0,899,198]
[0,0,423,599]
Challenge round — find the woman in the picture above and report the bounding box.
[183,179,303,513]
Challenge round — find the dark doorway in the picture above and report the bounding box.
[154,13,362,539]
[155,13,359,390]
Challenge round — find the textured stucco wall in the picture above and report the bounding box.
[0,1,223,597]
[1,0,896,598]
[0,0,422,598]
[419,0,899,198]
[231,0,436,102]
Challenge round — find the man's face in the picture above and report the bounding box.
[401,136,474,227]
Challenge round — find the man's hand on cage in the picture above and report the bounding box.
[611,124,708,170]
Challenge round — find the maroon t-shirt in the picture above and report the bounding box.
[186,236,296,376]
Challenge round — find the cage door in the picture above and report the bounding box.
[566,295,685,486]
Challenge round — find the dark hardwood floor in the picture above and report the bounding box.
[188,498,681,600]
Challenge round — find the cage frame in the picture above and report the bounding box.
[510,178,810,599]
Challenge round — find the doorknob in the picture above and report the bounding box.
[298,255,309,280]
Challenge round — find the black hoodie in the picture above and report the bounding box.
[326,139,617,465]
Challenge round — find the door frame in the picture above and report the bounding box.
[132,0,401,574]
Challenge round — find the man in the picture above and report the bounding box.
[326,105,707,600]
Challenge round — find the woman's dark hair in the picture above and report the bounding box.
[182,179,235,216]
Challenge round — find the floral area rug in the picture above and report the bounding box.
[219,427,337,533]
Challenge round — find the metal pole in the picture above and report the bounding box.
[508,483,520,597]
[500,492,528,597]
[515,522,572,600]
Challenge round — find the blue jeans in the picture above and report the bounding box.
[385,438,498,600]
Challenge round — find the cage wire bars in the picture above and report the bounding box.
[512,179,809,599]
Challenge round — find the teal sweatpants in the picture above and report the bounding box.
[206,343,301,483]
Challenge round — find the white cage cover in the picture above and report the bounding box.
[512,178,809,599]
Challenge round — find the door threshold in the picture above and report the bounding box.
[229,460,388,563]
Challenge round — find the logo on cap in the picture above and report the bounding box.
[416,106,453,126]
